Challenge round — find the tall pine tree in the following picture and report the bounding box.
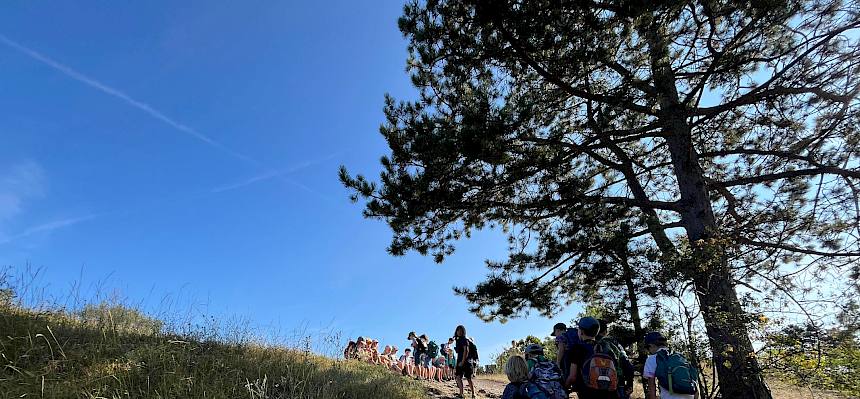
[341,1,860,397]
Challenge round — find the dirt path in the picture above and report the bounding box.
[423,375,507,399]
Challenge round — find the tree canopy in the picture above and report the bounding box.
[342,1,860,397]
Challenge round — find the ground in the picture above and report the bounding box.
[421,375,850,399]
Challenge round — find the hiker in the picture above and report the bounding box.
[596,320,635,399]
[433,353,448,381]
[523,343,568,399]
[551,322,580,384]
[409,331,428,380]
[454,325,477,399]
[380,345,393,367]
[440,337,453,380]
[399,348,415,376]
[565,317,619,399]
[356,337,369,361]
[369,339,381,364]
[344,340,358,360]
[423,334,437,379]
[446,339,457,380]
[501,355,531,399]
[642,332,699,399]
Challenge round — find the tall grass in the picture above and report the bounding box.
[0,268,427,399]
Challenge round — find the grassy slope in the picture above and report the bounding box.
[0,307,426,399]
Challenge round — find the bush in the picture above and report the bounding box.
[762,323,860,397]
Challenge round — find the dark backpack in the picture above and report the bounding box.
[467,338,479,361]
[655,349,698,395]
[426,341,439,358]
[580,340,619,392]
[415,339,427,354]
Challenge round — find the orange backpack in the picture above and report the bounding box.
[581,342,619,391]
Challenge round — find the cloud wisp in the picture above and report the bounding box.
[0,214,99,245]
[0,34,261,166]
[0,160,46,222]
[211,152,342,194]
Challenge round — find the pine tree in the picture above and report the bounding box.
[341,1,860,397]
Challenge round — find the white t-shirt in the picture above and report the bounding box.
[643,348,695,399]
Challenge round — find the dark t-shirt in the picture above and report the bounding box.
[569,341,616,399]
[454,336,469,361]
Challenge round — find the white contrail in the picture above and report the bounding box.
[0,34,260,166]
[0,214,99,244]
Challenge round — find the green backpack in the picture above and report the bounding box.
[655,349,698,395]
[426,341,439,358]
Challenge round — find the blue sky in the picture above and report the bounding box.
[0,1,581,357]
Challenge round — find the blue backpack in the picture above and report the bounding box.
[526,359,567,399]
[655,349,698,395]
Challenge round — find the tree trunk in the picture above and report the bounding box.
[618,250,644,339]
[642,18,773,399]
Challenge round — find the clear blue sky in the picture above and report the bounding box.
[0,1,582,357]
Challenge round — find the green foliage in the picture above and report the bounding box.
[342,1,860,397]
[0,306,426,399]
[493,335,557,371]
[763,324,860,397]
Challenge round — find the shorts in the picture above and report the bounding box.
[420,354,431,368]
[455,360,475,378]
[433,358,446,368]
[414,353,422,366]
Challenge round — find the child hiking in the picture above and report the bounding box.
[642,332,699,399]
[454,325,477,399]
[565,317,620,399]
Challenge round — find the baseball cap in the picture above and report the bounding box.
[643,332,667,345]
[577,317,600,337]
[550,322,567,336]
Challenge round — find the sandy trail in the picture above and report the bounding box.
[423,375,507,399]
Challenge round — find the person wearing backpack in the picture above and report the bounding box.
[502,355,532,399]
[409,331,428,380]
[523,344,568,399]
[551,322,580,385]
[642,332,699,399]
[565,317,619,399]
[454,325,477,399]
[596,320,635,399]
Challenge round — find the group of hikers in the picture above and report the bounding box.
[344,325,481,398]
[501,317,698,399]
[344,318,698,399]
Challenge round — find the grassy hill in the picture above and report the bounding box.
[0,302,426,399]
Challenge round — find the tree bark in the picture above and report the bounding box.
[642,17,773,399]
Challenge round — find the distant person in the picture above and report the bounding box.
[432,353,448,381]
[409,331,428,380]
[399,348,415,376]
[642,332,699,399]
[454,325,477,399]
[596,320,635,399]
[501,355,531,399]
[344,340,358,360]
[421,334,434,379]
[380,345,394,368]
[445,338,457,380]
[551,322,580,384]
[524,344,567,399]
[565,317,619,399]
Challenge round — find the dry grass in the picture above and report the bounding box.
[0,304,426,399]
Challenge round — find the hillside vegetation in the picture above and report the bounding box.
[0,301,426,399]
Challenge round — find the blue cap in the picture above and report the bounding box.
[577,317,600,336]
